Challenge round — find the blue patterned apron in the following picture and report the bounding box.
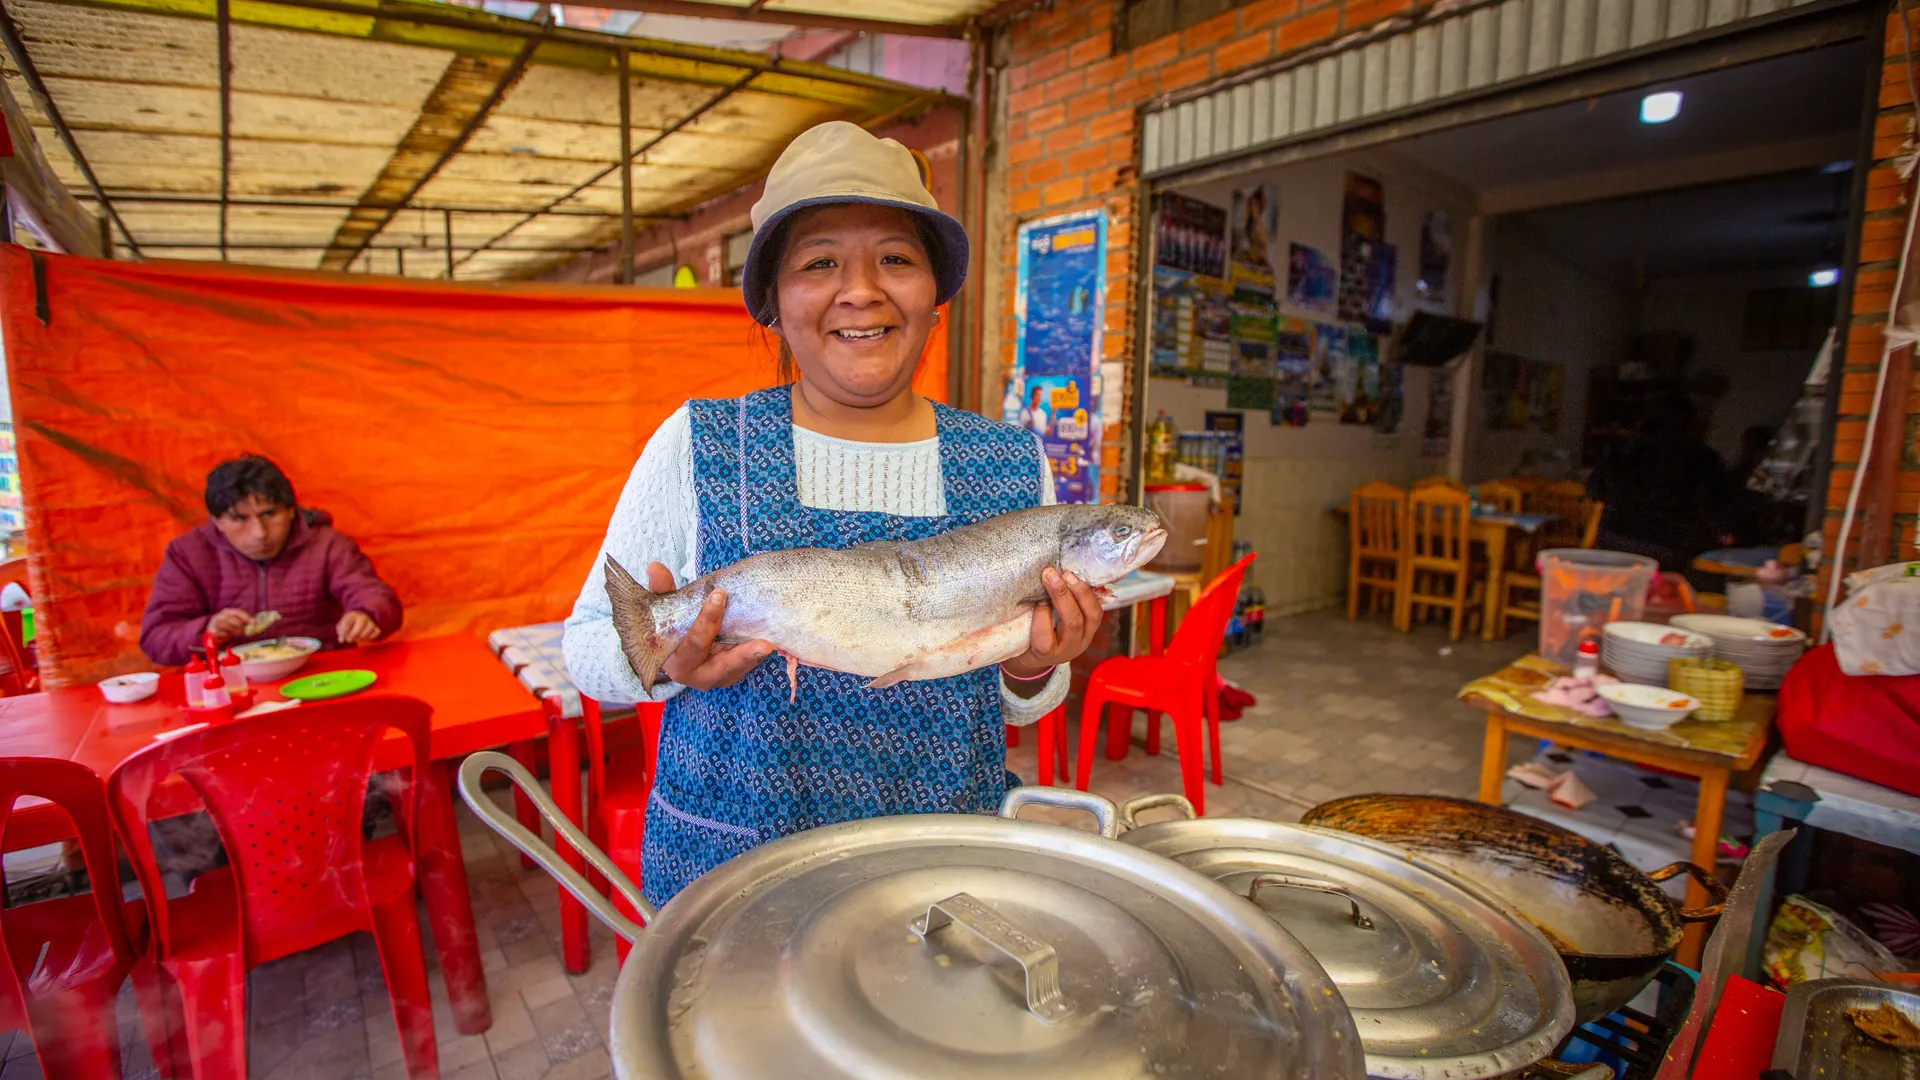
[639,386,1046,906]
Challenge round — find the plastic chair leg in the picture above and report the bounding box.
[369,889,439,1080]
[169,954,249,1080]
[25,984,123,1080]
[1108,703,1134,761]
[1171,708,1207,816]
[507,739,541,871]
[130,955,188,1080]
[609,835,645,967]
[1203,677,1223,787]
[1004,725,1020,748]
[1144,706,1161,755]
[1034,707,1062,786]
[1073,688,1113,792]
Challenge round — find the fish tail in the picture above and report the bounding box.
[603,555,680,691]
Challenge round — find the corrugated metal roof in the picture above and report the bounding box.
[1140,0,1828,180]
[1,0,950,278]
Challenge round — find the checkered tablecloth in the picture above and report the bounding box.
[486,621,582,720]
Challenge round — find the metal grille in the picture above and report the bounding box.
[1141,0,1824,177]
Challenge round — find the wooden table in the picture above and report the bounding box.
[0,635,546,1034]
[1464,655,1774,966]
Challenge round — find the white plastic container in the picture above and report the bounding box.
[1145,484,1209,573]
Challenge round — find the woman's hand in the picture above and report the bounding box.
[1003,568,1104,694]
[645,562,775,691]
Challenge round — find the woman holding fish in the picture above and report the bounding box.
[564,122,1165,906]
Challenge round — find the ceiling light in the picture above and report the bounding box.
[1640,91,1682,124]
[1810,268,1840,287]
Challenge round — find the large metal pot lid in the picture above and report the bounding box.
[1117,796,1575,1080]
[609,789,1365,1080]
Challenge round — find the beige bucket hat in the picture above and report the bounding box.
[742,121,968,326]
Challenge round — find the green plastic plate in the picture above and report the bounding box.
[280,669,378,701]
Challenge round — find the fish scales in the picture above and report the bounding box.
[604,504,1167,692]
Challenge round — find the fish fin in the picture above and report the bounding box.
[603,555,677,691]
[865,667,914,691]
[783,650,799,704]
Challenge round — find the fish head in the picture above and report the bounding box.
[1059,506,1167,585]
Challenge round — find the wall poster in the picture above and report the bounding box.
[1337,172,1385,325]
[1272,317,1315,426]
[1342,329,1382,425]
[1013,209,1107,504]
[1310,322,1345,414]
[1286,243,1335,311]
[1154,192,1226,279]
[1204,410,1245,515]
[1480,351,1565,435]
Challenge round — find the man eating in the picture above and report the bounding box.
[140,455,402,665]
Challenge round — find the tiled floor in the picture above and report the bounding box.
[7,608,1538,1080]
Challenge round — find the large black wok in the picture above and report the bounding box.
[1302,794,1727,1024]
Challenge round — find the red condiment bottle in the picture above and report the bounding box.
[183,652,208,709]
[1573,638,1600,680]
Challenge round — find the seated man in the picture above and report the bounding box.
[140,455,402,665]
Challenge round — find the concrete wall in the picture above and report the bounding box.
[1641,268,1831,462]
[1468,217,1640,481]
[1147,147,1473,614]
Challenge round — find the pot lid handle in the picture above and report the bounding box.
[999,786,1120,838]
[909,892,1073,1025]
[1118,793,1197,829]
[1646,861,1730,921]
[1248,874,1376,930]
[457,751,657,942]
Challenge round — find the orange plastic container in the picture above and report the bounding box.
[1537,549,1658,667]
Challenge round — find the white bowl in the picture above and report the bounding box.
[99,671,160,704]
[231,637,322,681]
[1597,683,1700,730]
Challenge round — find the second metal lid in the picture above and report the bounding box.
[1119,806,1574,1080]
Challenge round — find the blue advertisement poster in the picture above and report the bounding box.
[1013,209,1107,504]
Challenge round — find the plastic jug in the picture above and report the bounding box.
[1537,549,1658,667]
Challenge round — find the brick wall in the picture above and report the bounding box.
[1822,8,1917,595]
[990,0,1420,501]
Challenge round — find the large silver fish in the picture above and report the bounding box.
[605,504,1166,692]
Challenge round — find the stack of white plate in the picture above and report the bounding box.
[1600,621,1713,686]
[1668,614,1809,691]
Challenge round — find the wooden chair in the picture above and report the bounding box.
[0,557,37,697]
[1506,475,1550,501]
[1496,499,1606,638]
[1346,482,1406,621]
[1412,475,1464,491]
[1475,480,1524,513]
[1529,480,1588,549]
[1397,484,1478,641]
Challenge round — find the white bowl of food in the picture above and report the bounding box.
[230,637,322,681]
[1597,683,1700,730]
[99,671,160,704]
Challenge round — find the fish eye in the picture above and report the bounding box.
[1113,525,1131,538]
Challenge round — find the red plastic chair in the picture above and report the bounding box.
[107,696,439,1080]
[1005,705,1071,786]
[579,695,661,966]
[1074,554,1255,814]
[0,758,177,1079]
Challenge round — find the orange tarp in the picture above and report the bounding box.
[0,247,949,687]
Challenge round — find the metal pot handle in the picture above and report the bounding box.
[456,751,657,943]
[999,787,1120,839]
[1117,793,1197,829]
[1248,874,1375,930]
[1646,861,1730,921]
[910,892,1072,1024]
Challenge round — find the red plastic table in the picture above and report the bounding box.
[0,634,545,1035]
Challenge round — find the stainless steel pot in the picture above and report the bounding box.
[1116,794,1576,1080]
[458,752,1366,1080]
[1301,794,1728,1025]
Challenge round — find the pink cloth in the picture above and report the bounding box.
[138,509,402,666]
[1531,674,1621,717]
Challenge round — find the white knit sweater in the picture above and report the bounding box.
[562,406,1071,724]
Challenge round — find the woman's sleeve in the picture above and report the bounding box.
[1001,452,1071,726]
[563,406,699,705]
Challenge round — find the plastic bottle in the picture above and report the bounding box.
[1147,412,1177,484]
[219,648,248,694]
[183,653,208,709]
[1247,584,1266,645]
[198,666,234,719]
[1572,638,1600,681]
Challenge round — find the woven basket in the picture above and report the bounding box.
[1669,657,1744,722]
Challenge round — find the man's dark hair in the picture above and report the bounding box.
[205,455,296,517]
